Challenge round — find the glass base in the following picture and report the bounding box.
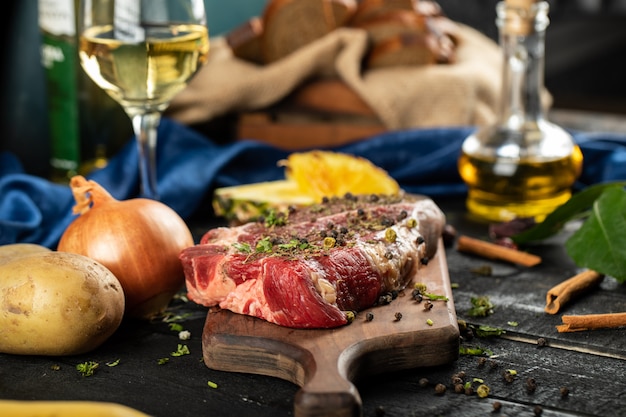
[465,188,573,223]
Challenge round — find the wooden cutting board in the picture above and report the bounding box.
[202,240,458,417]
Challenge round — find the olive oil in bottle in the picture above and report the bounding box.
[458,0,583,222]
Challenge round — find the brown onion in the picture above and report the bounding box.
[58,176,194,319]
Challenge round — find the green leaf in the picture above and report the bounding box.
[513,181,626,244]
[565,187,626,283]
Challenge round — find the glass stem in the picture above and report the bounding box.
[131,111,161,200]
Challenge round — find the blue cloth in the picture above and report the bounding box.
[2,118,626,248]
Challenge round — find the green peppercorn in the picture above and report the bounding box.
[323,237,336,250]
[476,384,490,398]
[385,228,397,243]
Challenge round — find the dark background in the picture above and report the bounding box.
[2,0,625,178]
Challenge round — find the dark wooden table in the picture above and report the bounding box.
[1,197,625,417]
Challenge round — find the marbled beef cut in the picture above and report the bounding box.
[180,194,445,328]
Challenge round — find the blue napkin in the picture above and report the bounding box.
[2,118,626,249]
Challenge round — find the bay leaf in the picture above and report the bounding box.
[513,181,626,244]
[565,187,626,283]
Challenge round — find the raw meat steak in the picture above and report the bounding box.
[180,194,445,328]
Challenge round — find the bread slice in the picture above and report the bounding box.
[226,17,264,64]
[261,0,339,64]
[348,0,417,26]
[353,10,427,44]
[366,32,439,69]
[330,0,358,26]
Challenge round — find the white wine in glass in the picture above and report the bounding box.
[78,0,210,199]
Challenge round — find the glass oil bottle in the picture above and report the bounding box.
[458,0,583,223]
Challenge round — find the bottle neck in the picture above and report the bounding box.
[496,1,549,130]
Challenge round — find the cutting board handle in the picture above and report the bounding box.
[294,346,361,417]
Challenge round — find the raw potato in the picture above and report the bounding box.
[0,251,125,356]
[0,243,51,264]
[0,400,151,417]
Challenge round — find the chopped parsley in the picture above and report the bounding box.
[263,209,287,227]
[467,295,495,317]
[171,344,190,357]
[255,237,273,253]
[232,242,252,253]
[76,361,99,377]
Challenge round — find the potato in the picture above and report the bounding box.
[0,251,125,356]
[0,243,51,264]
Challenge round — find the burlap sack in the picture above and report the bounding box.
[167,23,503,131]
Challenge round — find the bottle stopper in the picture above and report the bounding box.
[502,0,546,36]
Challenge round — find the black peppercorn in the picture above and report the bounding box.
[366,312,374,322]
[394,312,403,321]
[526,377,537,394]
[418,377,429,388]
[434,383,446,395]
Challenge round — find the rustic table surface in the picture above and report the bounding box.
[1,196,625,417]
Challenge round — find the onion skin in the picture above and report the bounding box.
[58,176,194,319]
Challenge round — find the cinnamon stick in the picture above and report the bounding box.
[456,235,542,267]
[545,270,604,314]
[557,312,626,333]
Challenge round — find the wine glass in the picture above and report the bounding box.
[78,0,210,199]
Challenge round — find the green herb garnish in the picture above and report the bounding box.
[171,344,190,357]
[255,237,273,253]
[459,345,493,356]
[106,359,120,367]
[474,325,505,337]
[232,242,252,253]
[76,361,99,377]
[425,293,448,301]
[169,323,184,332]
[264,209,286,227]
[467,296,494,317]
